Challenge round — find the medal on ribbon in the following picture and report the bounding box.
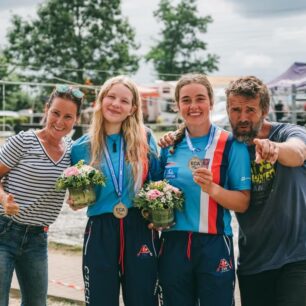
[185,126,215,172]
[188,156,203,172]
[104,136,128,219]
[113,202,128,219]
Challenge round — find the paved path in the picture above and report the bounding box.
[12,249,85,304]
[11,248,241,305]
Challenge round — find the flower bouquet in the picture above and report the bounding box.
[134,180,184,228]
[56,160,106,207]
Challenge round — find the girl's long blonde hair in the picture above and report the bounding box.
[88,75,149,191]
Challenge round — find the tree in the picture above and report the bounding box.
[0,53,33,111]
[4,0,139,85]
[146,0,219,81]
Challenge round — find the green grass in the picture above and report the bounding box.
[48,241,82,254]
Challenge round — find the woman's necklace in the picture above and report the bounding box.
[108,135,117,153]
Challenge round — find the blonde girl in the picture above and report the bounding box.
[71,76,160,306]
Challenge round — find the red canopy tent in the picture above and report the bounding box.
[138,86,160,98]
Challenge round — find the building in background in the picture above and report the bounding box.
[138,86,160,123]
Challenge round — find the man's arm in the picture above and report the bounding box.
[254,137,306,167]
[276,137,306,166]
[158,131,175,148]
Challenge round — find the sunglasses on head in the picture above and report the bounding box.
[55,84,84,100]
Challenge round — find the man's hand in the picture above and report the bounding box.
[158,132,176,148]
[254,138,279,164]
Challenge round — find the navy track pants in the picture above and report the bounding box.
[159,231,235,306]
[82,208,160,306]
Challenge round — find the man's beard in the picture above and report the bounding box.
[230,118,263,144]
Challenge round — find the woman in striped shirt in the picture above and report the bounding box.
[0,85,83,306]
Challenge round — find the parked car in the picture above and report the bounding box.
[211,101,230,131]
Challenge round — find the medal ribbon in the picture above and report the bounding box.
[185,124,216,156]
[104,136,124,199]
[104,136,126,275]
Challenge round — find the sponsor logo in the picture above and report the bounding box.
[137,244,153,257]
[216,258,232,273]
[84,265,90,304]
[164,167,178,179]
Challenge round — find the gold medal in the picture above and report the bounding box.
[188,156,203,172]
[113,202,128,219]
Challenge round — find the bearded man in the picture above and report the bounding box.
[226,76,306,306]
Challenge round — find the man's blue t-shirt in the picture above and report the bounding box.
[236,123,306,275]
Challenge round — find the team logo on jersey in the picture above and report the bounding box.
[216,258,232,273]
[164,167,178,179]
[137,244,153,257]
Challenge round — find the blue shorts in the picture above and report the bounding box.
[159,231,235,306]
[82,208,159,306]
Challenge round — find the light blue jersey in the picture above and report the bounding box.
[161,126,251,235]
[71,132,159,217]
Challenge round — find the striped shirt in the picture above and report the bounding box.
[0,130,72,226]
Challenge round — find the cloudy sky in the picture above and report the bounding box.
[0,0,306,84]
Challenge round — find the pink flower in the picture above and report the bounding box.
[81,165,94,172]
[64,166,80,177]
[146,189,163,200]
[171,186,181,195]
[164,184,180,195]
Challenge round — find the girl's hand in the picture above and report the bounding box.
[66,195,88,210]
[193,167,214,194]
[148,222,175,231]
[66,196,78,211]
